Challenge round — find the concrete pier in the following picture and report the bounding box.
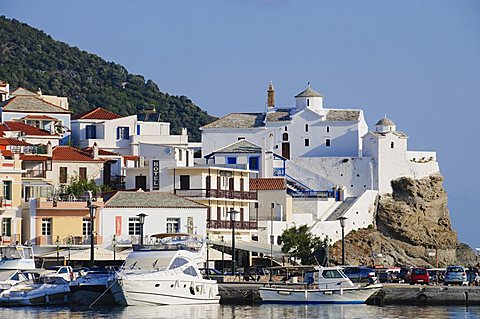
[218,282,480,306]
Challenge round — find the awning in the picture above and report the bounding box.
[210,240,284,257]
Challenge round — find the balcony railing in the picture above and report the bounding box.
[22,169,46,178]
[207,220,258,230]
[174,189,257,200]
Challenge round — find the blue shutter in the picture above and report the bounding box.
[116,127,120,140]
[125,127,130,139]
[137,124,140,135]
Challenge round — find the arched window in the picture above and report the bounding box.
[282,133,289,141]
[305,124,309,132]
[391,142,394,149]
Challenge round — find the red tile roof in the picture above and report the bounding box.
[52,146,104,162]
[20,115,59,121]
[249,178,287,190]
[20,154,51,161]
[0,121,55,136]
[1,150,13,158]
[74,107,121,120]
[0,138,32,146]
[82,147,120,156]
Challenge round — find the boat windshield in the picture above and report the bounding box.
[321,269,345,279]
[123,256,172,271]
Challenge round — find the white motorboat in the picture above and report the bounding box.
[0,245,36,270]
[259,266,382,304]
[0,274,70,306]
[110,233,220,306]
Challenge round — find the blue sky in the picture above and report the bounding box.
[3,0,480,247]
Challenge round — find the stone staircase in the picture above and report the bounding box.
[325,197,358,221]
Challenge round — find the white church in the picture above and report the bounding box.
[200,83,439,243]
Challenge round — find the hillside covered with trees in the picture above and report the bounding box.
[0,16,215,141]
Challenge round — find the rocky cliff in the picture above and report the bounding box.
[330,174,477,267]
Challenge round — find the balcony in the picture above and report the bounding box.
[22,169,46,178]
[207,220,258,230]
[174,189,257,200]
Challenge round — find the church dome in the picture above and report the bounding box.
[375,117,395,126]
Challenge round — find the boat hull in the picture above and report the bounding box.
[0,283,70,306]
[111,277,220,306]
[259,285,382,304]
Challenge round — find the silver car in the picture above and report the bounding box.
[444,266,468,286]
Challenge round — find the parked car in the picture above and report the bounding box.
[199,268,224,283]
[398,267,411,283]
[465,267,479,285]
[376,267,402,283]
[343,266,377,284]
[444,266,468,286]
[407,268,430,285]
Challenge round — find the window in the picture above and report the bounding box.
[128,217,141,235]
[79,167,87,180]
[117,126,130,140]
[249,156,259,170]
[238,136,245,141]
[282,133,288,141]
[322,270,343,278]
[305,124,309,132]
[136,124,141,135]
[86,125,96,139]
[180,175,190,190]
[305,139,310,147]
[10,145,21,153]
[166,218,180,233]
[326,139,331,147]
[2,218,11,236]
[59,167,68,184]
[3,181,12,201]
[284,126,288,131]
[82,218,92,236]
[391,142,394,149]
[326,126,330,133]
[227,157,237,165]
[41,218,52,236]
[179,149,183,161]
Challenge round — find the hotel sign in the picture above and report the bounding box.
[152,160,160,190]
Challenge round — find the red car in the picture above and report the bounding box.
[408,268,430,285]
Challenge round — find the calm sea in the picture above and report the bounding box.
[0,305,479,319]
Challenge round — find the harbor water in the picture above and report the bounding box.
[0,304,479,319]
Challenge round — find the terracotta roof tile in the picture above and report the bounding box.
[249,178,286,190]
[0,138,32,146]
[52,146,103,162]
[82,147,120,156]
[0,121,54,136]
[1,150,13,158]
[20,115,59,121]
[74,107,121,120]
[20,154,51,161]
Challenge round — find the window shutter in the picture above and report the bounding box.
[116,127,120,140]
[125,127,130,139]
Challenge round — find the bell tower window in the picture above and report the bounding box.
[282,133,289,141]
[391,142,394,149]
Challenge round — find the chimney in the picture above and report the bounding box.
[181,128,187,136]
[267,81,275,108]
[93,142,99,160]
[47,141,53,157]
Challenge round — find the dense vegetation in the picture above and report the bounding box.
[0,16,215,141]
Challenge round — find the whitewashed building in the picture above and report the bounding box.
[101,190,208,248]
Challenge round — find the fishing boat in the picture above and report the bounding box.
[259,266,382,304]
[110,233,220,306]
[0,245,36,270]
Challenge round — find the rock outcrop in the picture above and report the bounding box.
[330,174,477,267]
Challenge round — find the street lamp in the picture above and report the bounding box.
[228,209,239,277]
[220,236,225,275]
[137,213,147,246]
[67,235,73,266]
[206,234,210,270]
[112,234,117,261]
[87,199,97,267]
[338,216,348,265]
[55,235,61,266]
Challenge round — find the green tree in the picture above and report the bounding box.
[64,175,100,197]
[280,225,329,265]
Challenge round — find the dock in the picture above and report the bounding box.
[218,282,480,306]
